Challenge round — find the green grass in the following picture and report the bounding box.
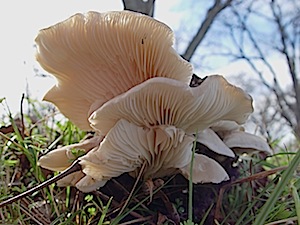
[0,97,299,224]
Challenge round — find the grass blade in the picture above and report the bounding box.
[291,183,300,225]
[252,150,300,225]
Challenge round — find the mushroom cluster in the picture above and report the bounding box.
[37,11,271,192]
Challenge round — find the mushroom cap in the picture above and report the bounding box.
[180,154,229,184]
[197,128,235,157]
[80,119,194,183]
[75,175,107,193]
[223,130,272,154]
[210,120,242,132]
[35,11,193,130]
[38,135,103,171]
[90,75,253,136]
[56,171,85,187]
[78,119,228,191]
[55,170,106,193]
[38,147,74,171]
[197,121,272,156]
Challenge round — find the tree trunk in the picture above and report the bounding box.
[122,0,155,17]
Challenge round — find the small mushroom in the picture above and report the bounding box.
[223,130,272,154]
[196,128,235,157]
[180,154,229,183]
[197,120,272,155]
[38,136,103,171]
[59,172,106,193]
[38,136,103,189]
[35,11,193,130]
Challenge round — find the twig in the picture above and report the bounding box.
[122,0,155,17]
[182,0,233,61]
[20,198,51,225]
[111,179,148,211]
[117,161,147,217]
[92,191,145,219]
[216,166,286,218]
[19,203,44,225]
[214,165,287,220]
[0,160,82,208]
[0,132,26,151]
[20,93,25,139]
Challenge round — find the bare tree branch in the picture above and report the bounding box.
[227,1,300,138]
[227,5,299,130]
[270,0,300,133]
[182,0,233,61]
[230,7,281,89]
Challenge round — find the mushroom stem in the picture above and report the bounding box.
[0,160,81,208]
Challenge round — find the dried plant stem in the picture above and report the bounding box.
[215,165,288,220]
[0,160,82,208]
[117,161,147,217]
[252,149,300,225]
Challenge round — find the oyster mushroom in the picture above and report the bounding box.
[89,75,253,135]
[223,130,272,155]
[78,119,230,190]
[38,136,104,191]
[35,10,193,130]
[38,136,103,171]
[39,74,253,192]
[64,75,253,191]
[197,120,272,155]
[36,10,269,193]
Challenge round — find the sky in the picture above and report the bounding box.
[0,1,292,127]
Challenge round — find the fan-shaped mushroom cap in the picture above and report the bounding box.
[75,175,107,193]
[197,128,235,157]
[55,171,106,193]
[35,11,193,130]
[80,119,193,182]
[223,131,272,154]
[197,120,271,155]
[38,136,103,171]
[90,75,253,136]
[210,120,242,132]
[180,154,229,183]
[56,171,84,187]
[57,172,106,193]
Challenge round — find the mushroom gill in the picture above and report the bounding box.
[35,11,193,130]
[77,119,229,191]
[90,75,253,136]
